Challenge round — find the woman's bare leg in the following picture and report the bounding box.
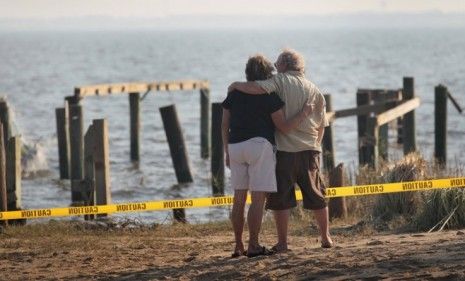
[231,190,248,254]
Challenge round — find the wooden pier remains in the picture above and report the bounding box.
[402,77,416,154]
[211,103,224,196]
[73,80,210,160]
[0,124,6,226]
[68,102,84,203]
[328,163,347,220]
[322,94,335,171]
[78,119,112,219]
[0,99,23,224]
[55,101,70,179]
[160,105,193,184]
[325,77,419,168]
[434,84,463,167]
[56,80,210,209]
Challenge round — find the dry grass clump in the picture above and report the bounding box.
[414,160,465,231]
[372,153,427,220]
[347,153,465,232]
[415,188,465,231]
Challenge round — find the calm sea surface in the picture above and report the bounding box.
[1,28,464,222]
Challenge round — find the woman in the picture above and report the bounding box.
[222,55,312,258]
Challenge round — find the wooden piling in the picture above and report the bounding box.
[372,92,388,160]
[129,92,140,162]
[160,105,192,223]
[434,85,448,166]
[173,208,187,223]
[397,117,403,144]
[0,124,7,226]
[55,101,70,179]
[0,101,10,150]
[69,104,84,203]
[160,105,193,183]
[322,94,335,171]
[93,119,111,216]
[356,91,371,166]
[402,77,416,154]
[328,163,347,220]
[366,116,379,168]
[83,125,95,220]
[200,88,210,159]
[6,136,21,211]
[211,103,224,195]
[65,95,80,106]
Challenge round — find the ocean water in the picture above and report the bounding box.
[0,28,464,223]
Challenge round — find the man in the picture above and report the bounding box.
[228,49,333,251]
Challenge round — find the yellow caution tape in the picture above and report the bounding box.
[1,177,464,220]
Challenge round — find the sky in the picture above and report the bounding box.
[1,0,464,19]
[1,0,464,30]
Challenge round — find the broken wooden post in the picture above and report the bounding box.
[83,125,95,220]
[129,92,140,162]
[322,94,335,172]
[356,90,371,166]
[93,119,111,217]
[55,101,70,179]
[0,124,7,226]
[0,100,10,151]
[402,77,416,154]
[68,104,84,203]
[434,85,448,166]
[328,163,347,220]
[396,116,403,144]
[173,209,187,223]
[160,105,193,183]
[160,105,192,223]
[211,103,224,196]
[200,88,210,159]
[397,89,404,144]
[372,92,388,161]
[366,116,379,168]
[6,136,21,211]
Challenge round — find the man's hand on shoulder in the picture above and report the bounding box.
[227,81,267,95]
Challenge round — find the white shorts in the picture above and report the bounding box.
[228,137,277,192]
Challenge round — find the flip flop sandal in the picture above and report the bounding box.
[231,250,246,258]
[321,242,334,248]
[270,245,290,253]
[246,246,274,258]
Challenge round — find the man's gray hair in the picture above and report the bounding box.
[279,49,305,73]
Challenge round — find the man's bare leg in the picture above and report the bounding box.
[231,190,248,254]
[313,206,333,247]
[273,209,290,252]
[247,191,266,254]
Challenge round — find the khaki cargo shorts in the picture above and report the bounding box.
[266,150,327,210]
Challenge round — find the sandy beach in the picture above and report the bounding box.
[1,220,464,281]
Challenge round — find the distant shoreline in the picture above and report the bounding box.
[1,12,465,32]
